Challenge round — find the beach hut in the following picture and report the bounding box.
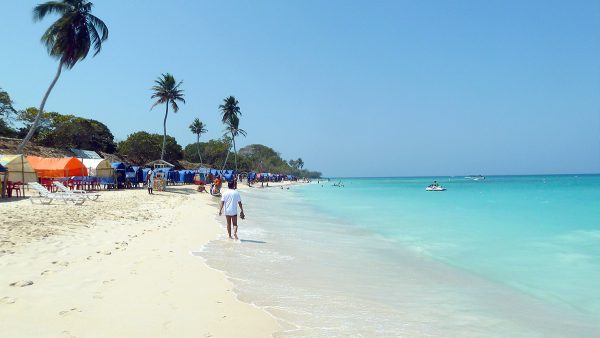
[81,158,114,177]
[27,156,88,178]
[0,154,38,183]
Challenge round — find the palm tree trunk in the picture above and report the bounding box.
[232,133,238,172]
[17,60,63,153]
[161,103,169,161]
[196,134,203,167]
[221,141,232,171]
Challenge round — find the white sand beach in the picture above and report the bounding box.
[0,184,280,337]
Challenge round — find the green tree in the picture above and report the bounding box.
[18,0,108,153]
[0,88,17,137]
[183,138,232,167]
[15,107,61,139]
[0,88,16,118]
[15,108,115,152]
[189,118,207,166]
[118,131,183,165]
[151,73,185,161]
[38,116,116,152]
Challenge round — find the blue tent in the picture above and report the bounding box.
[111,162,127,185]
[142,168,151,182]
[130,166,144,184]
[177,170,195,184]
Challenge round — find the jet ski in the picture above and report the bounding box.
[426,185,446,191]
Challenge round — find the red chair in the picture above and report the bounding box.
[8,182,22,198]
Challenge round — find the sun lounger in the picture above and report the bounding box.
[52,181,101,201]
[28,182,86,205]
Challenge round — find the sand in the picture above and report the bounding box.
[0,184,280,337]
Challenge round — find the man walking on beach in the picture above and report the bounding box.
[219,181,245,240]
[147,168,155,195]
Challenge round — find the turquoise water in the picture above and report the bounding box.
[201,175,600,337]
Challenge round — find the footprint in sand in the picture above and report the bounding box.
[9,280,33,287]
[0,296,16,304]
[96,251,112,255]
[41,270,52,276]
[61,330,76,338]
[52,261,69,267]
[102,279,116,285]
[58,308,81,316]
[114,241,128,251]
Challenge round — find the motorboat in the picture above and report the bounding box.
[426,185,446,191]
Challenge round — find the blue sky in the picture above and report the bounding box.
[1,0,599,177]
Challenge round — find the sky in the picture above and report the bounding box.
[1,0,599,177]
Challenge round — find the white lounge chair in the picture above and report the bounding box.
[28,182,86,205]
[52,181,101,201]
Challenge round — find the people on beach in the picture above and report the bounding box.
[219,181,245,240]
[210,175,223,195]
[147,168,155,194]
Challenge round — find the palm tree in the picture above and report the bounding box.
[226,114,246,171]
[219,96,241,125]
[151,73,185,161]
[218,96,245,171]
[189,118,207,166]
[17,0,108,153]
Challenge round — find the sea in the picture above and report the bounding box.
[199,175,600,337]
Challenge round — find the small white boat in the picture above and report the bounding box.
[426,185,446,191]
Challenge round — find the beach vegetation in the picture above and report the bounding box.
[11,108,115,153]
[18,0,109,153]
[288,158,304,170]
[0,88,18,137]
[151,73,185,161]
[183,138,231,168]
[118,131,183,165]
[189,118,207,167]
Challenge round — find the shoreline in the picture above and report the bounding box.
[0,184,279,337]
[200,179,600,337]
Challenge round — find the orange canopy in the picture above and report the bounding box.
[27,156,88,178]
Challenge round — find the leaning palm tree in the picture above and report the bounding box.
[17,0,108,153]
[189,118,207,166]
[218,96,244,171]
[151,73,185,161]
[226,114,246,171]
[220,114,247,171]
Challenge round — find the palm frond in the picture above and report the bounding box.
[33,1,71,21]
[34,0,109,68]
[150,73,185,111]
